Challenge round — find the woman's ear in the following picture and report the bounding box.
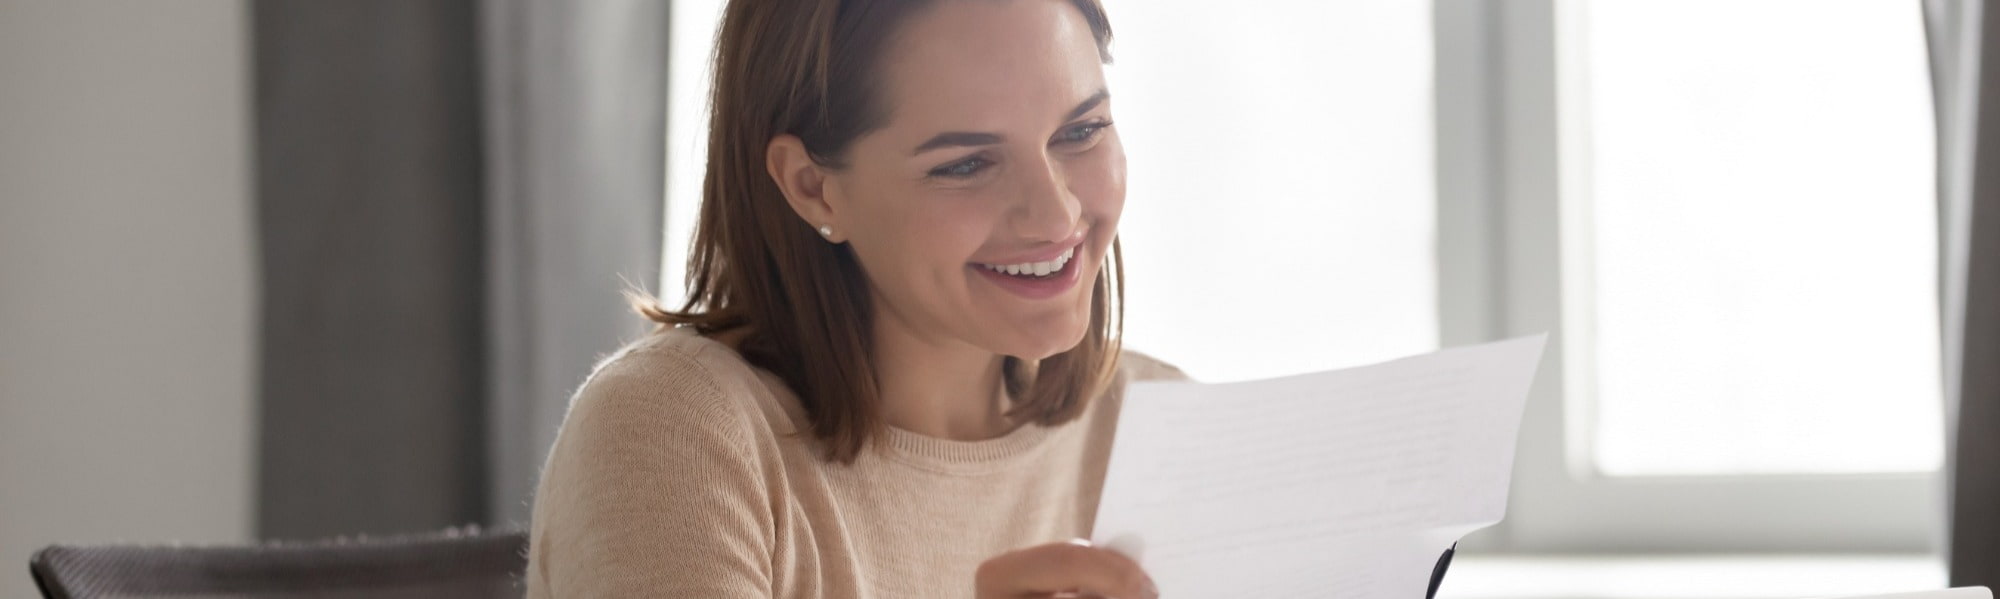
[766,134,844,242]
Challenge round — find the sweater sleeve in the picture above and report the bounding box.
[527,347,776,598]
[1121,348,1192,383]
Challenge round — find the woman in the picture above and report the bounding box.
[526,0,1182,596]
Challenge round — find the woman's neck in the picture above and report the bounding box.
[869,308,1015,441]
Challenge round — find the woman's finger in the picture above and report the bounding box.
[975,540,1157,599]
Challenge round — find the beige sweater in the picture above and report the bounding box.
[524,327,1185,598]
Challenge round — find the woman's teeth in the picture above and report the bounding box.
[980,246,1075,277]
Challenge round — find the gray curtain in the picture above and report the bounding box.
[254,0,491,539]
[254,0,665,538]
[1929,0,2000,587]
[480,0,668,527]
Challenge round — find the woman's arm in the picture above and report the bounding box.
[528,349,775,597]
[1122,349,1192,384]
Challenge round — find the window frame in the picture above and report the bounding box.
[1436,0,1940,553]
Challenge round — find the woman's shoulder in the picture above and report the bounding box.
[1118,346,1191,384]
[1078,347,1190,424]
[530,328,789,597]
[560,326,792,446]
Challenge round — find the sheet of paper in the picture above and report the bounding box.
[1092,335,1547,598]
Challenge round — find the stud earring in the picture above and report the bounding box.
[818,225,834,237]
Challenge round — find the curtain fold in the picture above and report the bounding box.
[479,0,668,527]
[253,0,666,537]
[1929,0,2000,587]
[254,0,492,538]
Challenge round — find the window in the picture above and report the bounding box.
[660,0,726,310]
[1574,0,1941,477]
[1103,0,1437,381]
[1453,0,1942,552]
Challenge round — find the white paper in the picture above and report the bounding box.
[1092,335,1547,598]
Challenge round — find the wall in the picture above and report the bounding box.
[0,0,254,594]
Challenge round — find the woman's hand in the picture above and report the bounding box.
[975,539,1158,599]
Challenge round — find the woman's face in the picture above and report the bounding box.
[824,0,1124,360]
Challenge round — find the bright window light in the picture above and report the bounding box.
[662,0,725,310]
[1103,0,1437,381]
[1576,0,1943,476]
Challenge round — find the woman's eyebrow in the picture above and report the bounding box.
[912,131,1002,155]
[1061,89,1109,124]
[909,89,1111,156]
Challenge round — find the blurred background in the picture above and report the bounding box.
[4,0,1998,597]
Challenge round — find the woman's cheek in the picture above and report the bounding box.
[910,195,999,263]
[1071,137,1127,223]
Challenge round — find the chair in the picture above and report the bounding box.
[28,525,527,599]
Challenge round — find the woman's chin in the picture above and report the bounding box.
[991,319,1091,361]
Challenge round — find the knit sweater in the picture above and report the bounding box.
[524,327,1186,598]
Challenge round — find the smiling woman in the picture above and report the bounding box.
[523,0,1184,597]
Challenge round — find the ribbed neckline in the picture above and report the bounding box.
[665,326,1064,474]
[880,418,1056,474]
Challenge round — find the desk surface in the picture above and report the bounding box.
[1438,553,1945,599]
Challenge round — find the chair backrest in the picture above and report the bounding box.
[28,526,527,599]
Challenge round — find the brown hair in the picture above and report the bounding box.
[636,0,1123,463]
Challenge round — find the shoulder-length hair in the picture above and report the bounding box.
[636,0,1124,463]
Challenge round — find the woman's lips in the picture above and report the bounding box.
[970,241,1085,300]
[969,229,1090,266]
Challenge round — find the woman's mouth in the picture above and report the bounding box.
[969,243,1085,300]
[975,246,1074,278]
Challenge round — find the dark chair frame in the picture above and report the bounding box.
[28,526,527,599]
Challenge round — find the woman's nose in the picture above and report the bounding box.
[1011,158,1082,242]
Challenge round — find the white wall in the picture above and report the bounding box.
[0,0,254,594]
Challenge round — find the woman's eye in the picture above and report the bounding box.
[929,156,991,179]
[1055,121,1110,145]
